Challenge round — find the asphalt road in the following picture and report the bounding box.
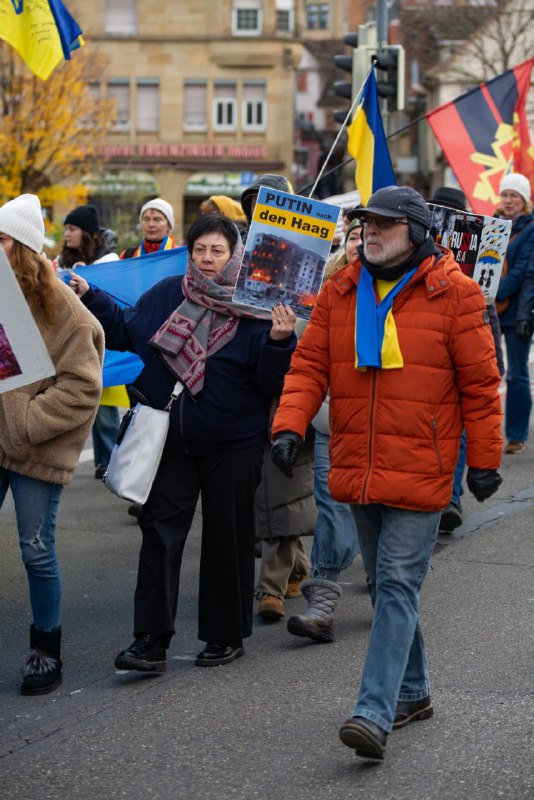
[0,424,532,799]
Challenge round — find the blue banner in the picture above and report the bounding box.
[70,247,188,387]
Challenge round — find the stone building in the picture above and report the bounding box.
[78,0,304,239]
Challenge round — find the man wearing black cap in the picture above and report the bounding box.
[269,185,503,760]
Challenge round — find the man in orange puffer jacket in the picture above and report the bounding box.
[270,186,503,762]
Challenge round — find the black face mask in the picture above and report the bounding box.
[358,237,438,281]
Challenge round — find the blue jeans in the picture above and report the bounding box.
[502,326,532,442]
[452,430,467,506]
[0,469,63,631]
[92,405,121,467]
[350,504,440,733]
[311,431,359,573]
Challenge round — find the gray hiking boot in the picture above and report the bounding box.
[287,578,341,643]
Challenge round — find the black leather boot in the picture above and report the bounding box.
[114,634,166,673]
[21,625,62,696]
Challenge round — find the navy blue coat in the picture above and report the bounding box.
[495,212,534,327]
[83,277,296,453]
[517,249,534,325]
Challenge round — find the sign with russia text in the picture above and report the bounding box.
[233,186,339,319]
[428,204,511,304]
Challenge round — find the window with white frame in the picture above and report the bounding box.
[306,3,329,30]
[232,0,262,35]
[183,81,207,131]
[105,0,137,35]
[136,80,159,132]
[213,82,237,131]
[107,79,130,130]
[276,0,294,33]
[243,81,266,131]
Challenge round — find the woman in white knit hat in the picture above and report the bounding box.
[0,194,104,695]
[494,173,534,454]
[120,197,177,259]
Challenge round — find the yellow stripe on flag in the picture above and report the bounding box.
[347,105,375,206]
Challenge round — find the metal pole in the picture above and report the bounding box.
[376,0,387,50]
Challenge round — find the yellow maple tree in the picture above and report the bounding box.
[0,40,115,216]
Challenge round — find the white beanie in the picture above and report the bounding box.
[139,197,175,230]
[0,194,45,253]
[499,173,531,204]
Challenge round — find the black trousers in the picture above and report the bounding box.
[133,443,263,647]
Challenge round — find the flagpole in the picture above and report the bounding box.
[307,66,373,199]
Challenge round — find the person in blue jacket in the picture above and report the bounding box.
[516,249,534,342]
[494,173,534,455]
[70,214,297,671]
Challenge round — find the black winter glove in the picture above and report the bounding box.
[466,467,503,502]
[270,431,303,478]
[515,319,533,340]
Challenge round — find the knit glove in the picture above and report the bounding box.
[466,467,503,502]
[270,431,303,478]
[515,319,533,341]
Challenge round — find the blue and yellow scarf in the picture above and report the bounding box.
[354,266,417,369]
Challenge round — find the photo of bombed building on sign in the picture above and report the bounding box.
[0,323,22,382]
[233,187,339,320]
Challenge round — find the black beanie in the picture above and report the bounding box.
[64,205,100,235]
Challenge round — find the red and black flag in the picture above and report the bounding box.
[427,59,534,215]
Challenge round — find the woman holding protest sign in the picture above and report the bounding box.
[0,194,104,695]
[70,213,297,672]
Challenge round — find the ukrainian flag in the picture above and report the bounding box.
[0,0,84,81]
[346,69,396,205]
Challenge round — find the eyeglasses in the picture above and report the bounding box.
[361,216,409,231]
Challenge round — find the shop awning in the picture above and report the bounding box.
[184,171,256,197]
[81,171,159,196]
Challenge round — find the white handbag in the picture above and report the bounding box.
[104,382,183,505]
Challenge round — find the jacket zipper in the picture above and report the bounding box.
[361,369,378,503]
[431,417,444,474]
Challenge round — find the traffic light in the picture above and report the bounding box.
[373,45,405,111]
[332,32,359,124]
[332,27,377,124]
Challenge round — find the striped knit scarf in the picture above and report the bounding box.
[149,240,270,395]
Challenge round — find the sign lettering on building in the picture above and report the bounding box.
[97,144,269,160]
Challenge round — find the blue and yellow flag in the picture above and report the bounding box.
[0,0,84,81]
[346,70,396,205]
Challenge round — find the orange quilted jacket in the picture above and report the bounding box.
[273,249,503,512]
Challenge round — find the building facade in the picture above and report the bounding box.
[79,0,304,239]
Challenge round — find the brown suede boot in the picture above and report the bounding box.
[257,594,285,620]
[285,574,308,599]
